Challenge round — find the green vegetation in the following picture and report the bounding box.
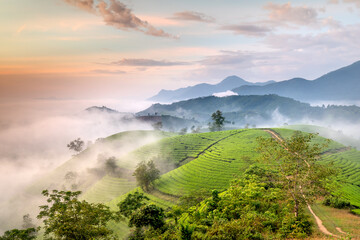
[37,190,117,240]
[257,131,335,218]
[132,165,315,239]
[209,110,225,131]
[320,149,360,213]
[67,138,85,153]
[133,160,160,192]
[0,228,36,240]
[155,129,268,195]
[9,127,360,239]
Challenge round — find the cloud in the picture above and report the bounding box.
[16,24,27,34]
[219,2,340,36]
[344,0,360,7]
[171,11,215,22]
[329,0,360,7]
[63,0,95,12]
[110,58,190,67]
[92,69,126,74]
[213,90,238,97]
[219,24,272,36]
[63,0,175,38]
[264,3,319,25]
[200,51,254,66]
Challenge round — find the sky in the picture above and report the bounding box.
[0,0,360,100]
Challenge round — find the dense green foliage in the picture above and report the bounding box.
[323,195,351,209]
[0,228,36,240]
[133,160,161,192]
[139,165,314,239]
[37,190,117,239]
[118,191,149,218]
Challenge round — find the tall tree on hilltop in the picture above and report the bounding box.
[209,110,225,132]
[257,131,335,218]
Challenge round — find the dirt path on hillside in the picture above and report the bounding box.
[263,129,347,237]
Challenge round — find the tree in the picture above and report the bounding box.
[209,110,225,132]
[22,214,36,229]
[117,192,165,239]
[133,160,160,192]
[129,204,165,229]
[256,131,335,218]
[104,157,122,177]
[191,125,201,133]
[37,190,117,239]
[0,228,36,240]
[64,171,79,190]
[152,122,163,131]
[179,127,188,135]
[118,192,149,218]
[67,138,84,153]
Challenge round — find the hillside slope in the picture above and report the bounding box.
[78,128,360,238]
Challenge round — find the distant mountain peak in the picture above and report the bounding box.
[85,106,119,113]
[232,60,360,101]
[148,76,272,103]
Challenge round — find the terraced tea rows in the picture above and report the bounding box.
[321,149,360,212]
[154,129,268,195]
[127,130,238,167]
[80,176,136,203]
[273,128,345,151]
[81,130,245,203]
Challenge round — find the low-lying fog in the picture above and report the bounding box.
[1,97,360,232]
[0,98,154,232]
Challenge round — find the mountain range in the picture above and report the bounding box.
[138,94,360,126]
[149,61,360,103]
[233,61,360,101]
[148,76,274,102]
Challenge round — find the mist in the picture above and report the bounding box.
[0,98,157,232]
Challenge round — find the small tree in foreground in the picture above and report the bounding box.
[0,228,36,240]
[257,131,335,218]
[37,190,117,239]
[67,138,84,153]
[209,110,225,132]
[133,160,160,192]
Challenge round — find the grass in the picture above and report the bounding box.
[28,127,360,239]
[320,150,360,210]
[80,176,137,203]
[311,201,360,239]
[154,129,269,195]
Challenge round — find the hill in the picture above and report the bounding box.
[148,75,274,102]
[6,128,360,238]
[80,128,360,238]
[233,60,360,101]
[85,106,120,114]
[138,94,360,126]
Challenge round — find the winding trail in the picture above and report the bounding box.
[263,129,347,237]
